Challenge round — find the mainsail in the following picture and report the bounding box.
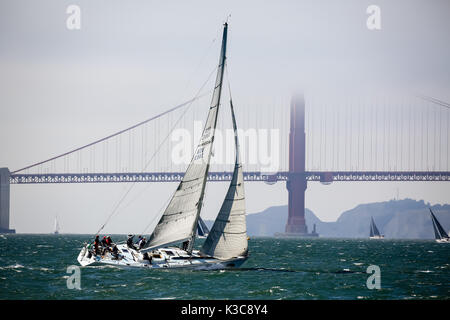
[430,209,449,240]
[201,99,248,259]
[145,23,228,251]
[370,217,381,237]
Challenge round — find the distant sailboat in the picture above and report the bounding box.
[77,22,248,269]
[429,209,450,243]
[369,217,384,239]
[54,216,60,235]
[197,217,210,238]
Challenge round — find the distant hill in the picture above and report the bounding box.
[204,199,450,239]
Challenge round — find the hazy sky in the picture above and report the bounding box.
[1,0,449,233]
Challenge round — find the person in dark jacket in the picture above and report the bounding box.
[127,235,136,249]
[100,236,109,254]
[143,252,152,264]
[111,245,119,259]
[93,235,100,255]
[138,237,147,249]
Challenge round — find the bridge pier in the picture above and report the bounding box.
[0,168,15,233]
[276,95,318,238]
[286,173,308,233]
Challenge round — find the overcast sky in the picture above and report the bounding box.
[1,0,449,233]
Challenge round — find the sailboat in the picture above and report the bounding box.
[77,22,248,269]
[54,215,60,235]
[197,217,210,239]
[369,217,384,239]
[429,209,450,243]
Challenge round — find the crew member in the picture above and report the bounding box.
[101,236,108,247]
[93,235,101,255]
[106,236,113,247]
[127,235,136,249]
[111,245,119,259]
[138,237,147,249]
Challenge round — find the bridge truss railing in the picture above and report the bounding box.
[9,171,450,184]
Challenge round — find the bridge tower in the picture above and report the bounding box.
[0,168,15,233]
[283,95,318,237]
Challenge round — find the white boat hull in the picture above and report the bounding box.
[369,235,384,239]
[436,238,450,243]
[77,244,247,269]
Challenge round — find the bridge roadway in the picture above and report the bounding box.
[9,171,450,184]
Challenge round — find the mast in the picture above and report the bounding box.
[144,23,228,253]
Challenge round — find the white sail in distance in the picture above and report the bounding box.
[430,209,449,240]
[54,216,59,234]
[201,98,248,259]
[370,217,382,237]
[145,23,228,251]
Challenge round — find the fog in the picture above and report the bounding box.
[1,0,449,233]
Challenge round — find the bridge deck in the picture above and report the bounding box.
[9,171,450,184]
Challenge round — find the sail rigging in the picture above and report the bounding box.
[77,21,249,269]
[370,217,381,237]
[144,23,228,252]
[201,98,248,259]
[429,209,449,240]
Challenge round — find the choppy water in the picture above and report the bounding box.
[0,234,449,299]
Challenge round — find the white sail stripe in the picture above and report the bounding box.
[141,237,191,252]
[213,215,246,223]
[178,176,201,183]
[163,208,197,217]
[222,197,245,202]
[172,186,203,197]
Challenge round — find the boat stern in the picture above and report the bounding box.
[222,256,248,268]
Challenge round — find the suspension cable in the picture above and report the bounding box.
[12,92,211,174]
[416,94,450,109]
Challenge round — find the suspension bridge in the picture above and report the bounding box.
[1,92,449,234]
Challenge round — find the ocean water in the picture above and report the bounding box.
[0,234,449,300]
